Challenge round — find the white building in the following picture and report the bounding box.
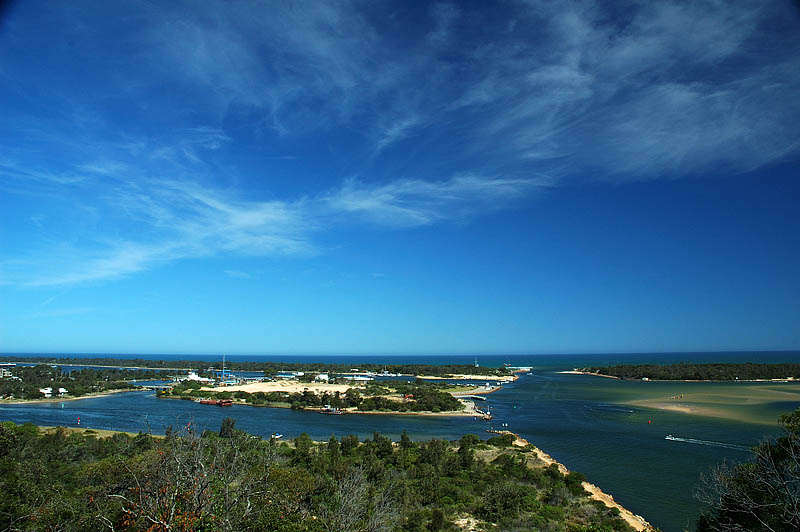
[0,363,14,378]
[315,373,329,382]
[179,371,214,384]
[276,371,305,379]
[39,387,53,398]
[58,387,68,396]
[342,375,373,382]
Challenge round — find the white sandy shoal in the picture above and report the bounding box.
[418,374,517,382]
[201,380,356,395]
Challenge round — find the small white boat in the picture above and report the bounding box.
[271,433,283,440]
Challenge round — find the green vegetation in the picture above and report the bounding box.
[0,365,165,400]
[0,420,633,531]
[0,356,510,377]
[584,363,800,381]
[696,407,800,531]
[162,381,465,413]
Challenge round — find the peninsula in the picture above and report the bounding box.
[0,420,647,531]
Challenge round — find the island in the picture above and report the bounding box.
[158,377,502,418]
[572,362,800,381]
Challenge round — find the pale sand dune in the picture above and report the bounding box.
[419,374,517,382]
[202,380,356,395]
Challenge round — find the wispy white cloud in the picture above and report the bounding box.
[1,135,544,286]
[374,116,421,154]
[1,0,798,287]
[25,307,96,319]
[30,0,793,178]
[325,174,549,228]
[224,270,253,279]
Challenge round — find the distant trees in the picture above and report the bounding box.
[0,365,142,399]
[585,363,800,381]
[696,408,800,531]
[0,355,511,378]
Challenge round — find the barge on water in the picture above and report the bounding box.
[320,405,347,415]
[195,398,233,407]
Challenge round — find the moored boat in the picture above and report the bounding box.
[198,398,234,406]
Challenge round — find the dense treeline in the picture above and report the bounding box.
[0,365,166,400]
[583,363,800,381]
[0,420,633,531]
[0,356,190,370]
[0,356,509,376]
[164,381,465,413]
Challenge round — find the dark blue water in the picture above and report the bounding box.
[2,351,799,532]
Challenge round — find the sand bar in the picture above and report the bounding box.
[562,370,799,383]
[202,380,358,395]
[558,370,620,379]
[418,374,517,382]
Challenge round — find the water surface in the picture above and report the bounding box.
[2,351,799,532]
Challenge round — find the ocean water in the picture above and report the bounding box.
[2,351,799,531]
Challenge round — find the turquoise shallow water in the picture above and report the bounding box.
[2,351,799,531]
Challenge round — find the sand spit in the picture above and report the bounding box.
[0,389,132,405]
[505,432,654,532]
[418,373,518,382]
[557,370,621,379]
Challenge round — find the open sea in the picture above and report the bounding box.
[2,351,799,531]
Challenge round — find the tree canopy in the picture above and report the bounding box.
[696,407,800,531]
[0,421,633,531]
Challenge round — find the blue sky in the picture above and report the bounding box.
[1,0,799,355]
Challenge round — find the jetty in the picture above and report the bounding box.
[463,394,487,401]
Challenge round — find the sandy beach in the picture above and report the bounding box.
[0,389,132,405]
[307,400,480,417]
[418,373,518,382]
[190,381,485,417]
[557,370,621,379]
[202,380,357,395]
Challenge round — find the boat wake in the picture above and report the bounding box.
[584,404,635,414]
[664,435,750,451]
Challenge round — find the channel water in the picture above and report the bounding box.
[2,352,799,531]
